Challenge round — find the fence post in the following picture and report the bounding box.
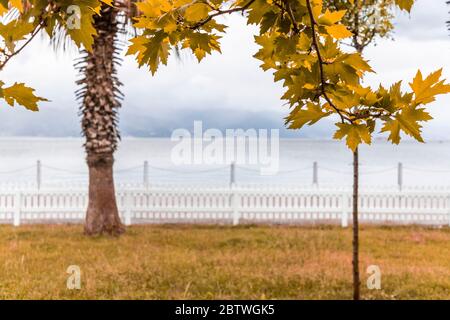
[124,191,132,226]
[231,184,240,226]
[313,161,318,186]
[448,195,450,227]
[230,162,236,187]
[13,192,21,226]
[340,192,348,228]
[398,162,403,191]
[143,161,149,188]
[37,160,41,190]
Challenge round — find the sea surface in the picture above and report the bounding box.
[0,137,449,187]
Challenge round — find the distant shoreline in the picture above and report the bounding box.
[0,136,447,143]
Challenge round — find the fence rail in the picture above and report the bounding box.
[0,184,449,227]
[6,160,450,189]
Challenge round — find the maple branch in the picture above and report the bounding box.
[0,22,44,70]
[350,109,390,121]
[272,1,286,17]
[204,0,219,11]
[189,0,256,29]
[283,0,300,33]
[352,0,363,52]
[360,28,376,49]
[305,0,349,123]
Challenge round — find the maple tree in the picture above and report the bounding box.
[126,0,450,299]
[326,0,416,299]
[126,0,449,149]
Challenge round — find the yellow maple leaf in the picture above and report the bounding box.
[325,24,353,39]
[1,82,48,111]
[395,0,414,12]
[333,123,371,151]
[318,9,347,26]
[184,3,210,21]
[410,69,450,105]
[9,0,23,13]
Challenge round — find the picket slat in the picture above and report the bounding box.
[0,185,449,226]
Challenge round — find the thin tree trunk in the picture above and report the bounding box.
[350,3,362,299]
[352,147,360,300]
[76,3,124,236]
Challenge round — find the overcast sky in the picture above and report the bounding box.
[0,0,449,139]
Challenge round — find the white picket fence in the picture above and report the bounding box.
[0,184,449,227]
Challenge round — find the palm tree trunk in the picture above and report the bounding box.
[352,147,360,300]
[76,3,124,236]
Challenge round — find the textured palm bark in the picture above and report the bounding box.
[76,3,124,235]
[85,154,124,235]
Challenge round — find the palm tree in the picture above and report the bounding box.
[75,1,137,235]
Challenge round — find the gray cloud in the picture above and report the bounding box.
[393,0,449,41]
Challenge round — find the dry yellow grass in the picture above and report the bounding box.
[0,224,449,299]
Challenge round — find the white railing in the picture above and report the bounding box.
[0,184,449,227]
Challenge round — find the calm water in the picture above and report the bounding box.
[0,137,449,187]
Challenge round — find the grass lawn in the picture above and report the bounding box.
[0,224,449,299]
